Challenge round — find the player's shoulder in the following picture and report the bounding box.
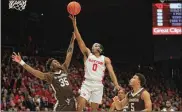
[86,47,91,52]
[87,52,93,57]
[44,72,52,76]
[86,48,91,54]
[142,89,150,95]
[141,89,150,99]
[104,56,111,62]
[43,72,53,84]
[83,47,91,57]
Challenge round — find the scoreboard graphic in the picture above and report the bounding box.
[152,3,182,35]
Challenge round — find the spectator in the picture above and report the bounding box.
[161,100,175,111]
[1,51,182,111]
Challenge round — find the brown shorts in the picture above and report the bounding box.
[54,99,76,111]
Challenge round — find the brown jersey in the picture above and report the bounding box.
[114,105,128,111]
[121,105,129,111]
[127,88,145,111]
[44,70,76,111]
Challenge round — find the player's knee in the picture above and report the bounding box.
[91,103,99,110]
[77,97,86,109]
[77,102,85,111]
[78,102,84,107]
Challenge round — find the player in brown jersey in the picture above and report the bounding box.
[113,73,152,112]
[12,33,77,111]
[110,89,128,111]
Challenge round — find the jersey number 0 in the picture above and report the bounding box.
[92,64,98,71]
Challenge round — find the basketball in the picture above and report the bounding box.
[67,1,81,15]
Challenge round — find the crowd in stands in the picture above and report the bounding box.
[1,51,182,111]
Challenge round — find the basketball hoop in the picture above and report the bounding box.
[9,0,27,11]
[159,0,165,3]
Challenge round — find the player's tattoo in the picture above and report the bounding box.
[67,46,73,53]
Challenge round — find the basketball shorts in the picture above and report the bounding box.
[80,80,104,104]
[53,98,76,111]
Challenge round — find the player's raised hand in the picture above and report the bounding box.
[113,96,119,102]
[69,15,77,26]
[12,52,22,63]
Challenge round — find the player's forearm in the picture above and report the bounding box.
[66,46,74,59]
[67,38,74,53]
[73,24,88,54]
[73,24,83,43]
[64,41,74,68]
[66,34,75,56]
[20,60,45,80]
[109,72,119,87]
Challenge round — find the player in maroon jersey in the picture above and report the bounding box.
[12,33,77,111]
[113,73,152,111]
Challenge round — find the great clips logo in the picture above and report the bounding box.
[153,27,182,35]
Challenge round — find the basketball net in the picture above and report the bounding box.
[9,0,27,11]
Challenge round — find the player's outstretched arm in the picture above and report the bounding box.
[69,15,90,57]
[141,91,152,112]
[12,52,48,80]
[105,57,120,90]
[113,96,128,110]
[62,32,76,70]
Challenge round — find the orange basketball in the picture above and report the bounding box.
[67,1,81,15]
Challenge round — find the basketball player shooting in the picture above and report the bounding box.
[69,15,121,111]
[12,33,77,111]
[113,73,152,112]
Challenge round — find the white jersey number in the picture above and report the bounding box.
[131,103,135,111]
[59,77,69,87]
[92,64,98,71]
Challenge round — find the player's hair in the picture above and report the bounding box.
[135,73,146,87]
[46,58,55,71]
[119,88,126,94]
